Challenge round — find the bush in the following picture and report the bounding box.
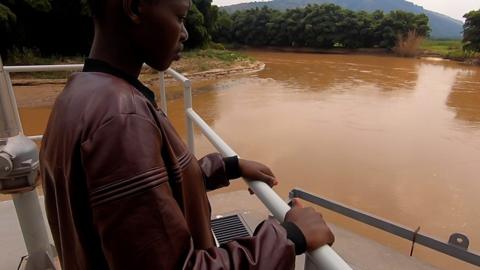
[463,10,480,53]
[208,42,226,50]
[393,30,424,57]
[6,47,46,65]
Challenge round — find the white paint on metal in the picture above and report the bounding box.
[28,135,43,142]
[166,68,189,82]
[158,72,168,115]
[185,109,352,269]
[4,64,84,73]
[182,80,195,155]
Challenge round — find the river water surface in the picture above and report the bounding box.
[17,51,480,269]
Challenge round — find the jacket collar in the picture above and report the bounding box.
[83,58,156,106]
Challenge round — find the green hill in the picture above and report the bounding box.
[222,0,463,39]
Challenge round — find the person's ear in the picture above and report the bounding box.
[123,0,142,24]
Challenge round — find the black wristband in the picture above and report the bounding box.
[281,222,307,255]
[223,156,241,179]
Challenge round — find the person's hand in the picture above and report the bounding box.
[238,159,278,194]
[285,199,335,251]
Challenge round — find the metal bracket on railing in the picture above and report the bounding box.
[409,226,421,256]
[449,233,470,250]
[290,188,480,267]
[1,58,57,270]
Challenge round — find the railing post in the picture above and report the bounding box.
[0,69,22,137]
[305,255,317,270]
[4,71,24,134]
[158,71,168,116]
[183,80,195,154]
[0,58,57,269]
[12,192,57,269]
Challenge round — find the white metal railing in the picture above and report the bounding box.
[5,63,352,269]
[4,64,166,142]
[164,68,352,270]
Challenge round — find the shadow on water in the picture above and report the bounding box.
[447,68,480,126]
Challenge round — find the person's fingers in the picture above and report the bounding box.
[328,237,335,246]
[291,198,304,208]
[260,166,275,178]
[328,231,335,246]
[247,175,277,194]
[255,172,276,187]
[264,174,278,187]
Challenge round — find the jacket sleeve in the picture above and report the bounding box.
[81,114,296,270]
[198,153,229,191]
[198,154,242,191]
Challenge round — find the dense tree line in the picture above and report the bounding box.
[212,4,430,49]
[0,0,92,58]
[463,9,480,53]
[0,0,218,59]
[3,1,478,60]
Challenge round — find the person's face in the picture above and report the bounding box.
[134,0,190,71]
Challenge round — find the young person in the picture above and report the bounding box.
[40,0,334,269]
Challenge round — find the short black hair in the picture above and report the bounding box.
[87,0,158,18]
[87,0,104,17]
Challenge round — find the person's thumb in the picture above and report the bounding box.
[290,198,304,208]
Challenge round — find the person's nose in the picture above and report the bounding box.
[180,23,189,42]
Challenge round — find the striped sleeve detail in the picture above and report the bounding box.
[169,152,193,182]
[89,167,168,207]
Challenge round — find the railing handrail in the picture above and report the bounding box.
[185,109,352,269]
[5,66,178,142]
[4,64,84,73]
[290,188,480,267]
[3,63,155,73]
[4,64,352,269]
[178,72,351,269]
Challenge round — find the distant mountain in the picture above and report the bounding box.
[221,0,464,39]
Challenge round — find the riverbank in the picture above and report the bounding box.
[8,49,265,107]
[420,40,480,65]
[8,49,259,80]
[231,43,480,65]
[231,45,391,55]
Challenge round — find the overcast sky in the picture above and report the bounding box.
[212,0,480,21]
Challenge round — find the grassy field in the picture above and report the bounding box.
[420,39,478,59]
[172,49,253,73]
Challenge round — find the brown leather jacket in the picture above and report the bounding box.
[40,60,297,269]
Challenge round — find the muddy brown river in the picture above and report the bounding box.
[13,51,480,269]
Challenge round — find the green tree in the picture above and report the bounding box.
[0,3,16,31]
[193,0,217,33]
[212,10,233,43]
[377,11,430,48]
[184,4,209,49]
[230,7,276,46]
[336,10,374,49]
[265,10,288,46]
[463,9,480,52]
[222,4,430,50]
[284,8,307,47]
[0,0,53,56]
[0,0,52,30]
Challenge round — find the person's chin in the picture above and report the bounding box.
[146,60,171,72]
[173,52,182,61]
